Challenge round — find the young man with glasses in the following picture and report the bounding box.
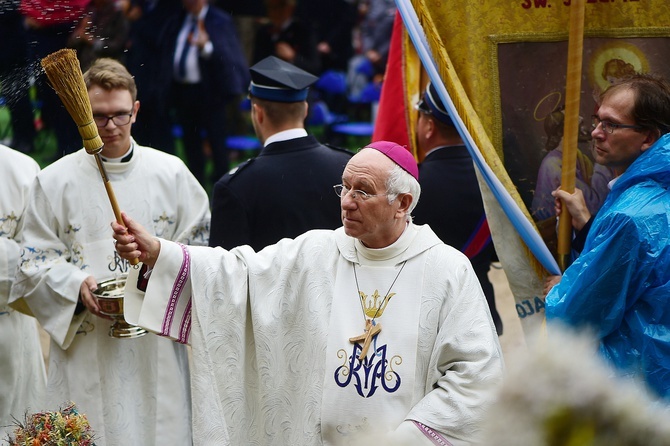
[545,73,670,401]
[10,58,210,445]
[112,140,503,445]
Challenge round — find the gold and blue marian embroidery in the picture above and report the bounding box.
[21,225,87,270]
[334,288,403,398]
[76,320,95,336]
[153,212,208,245]
[152,212,175,238]
[0,211,19,238]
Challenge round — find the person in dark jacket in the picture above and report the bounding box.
[252,0,320,75]
[209,56,353,250]
[412,82,503,334]
[160,0,249,186]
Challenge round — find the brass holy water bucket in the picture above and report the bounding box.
[94,274,147,338]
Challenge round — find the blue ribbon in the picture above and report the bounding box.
[394,0,560,275]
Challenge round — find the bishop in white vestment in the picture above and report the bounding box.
[115,142,504,446]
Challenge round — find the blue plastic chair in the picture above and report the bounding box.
[348,81,381,104]
[331,122,374,137]
[315,70,348,95]
[225,135,261,152]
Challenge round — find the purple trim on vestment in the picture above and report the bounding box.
[178,299,192,344]
[161,243,190,337]
[411,420,453,446]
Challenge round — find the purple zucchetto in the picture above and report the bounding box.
[365,141,419,181]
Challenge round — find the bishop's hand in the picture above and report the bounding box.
[112,212,161,268]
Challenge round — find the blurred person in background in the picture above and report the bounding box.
[159,0,249,187]
[412,82,503,335]
[21,0,89,156]
[0,144,45,440]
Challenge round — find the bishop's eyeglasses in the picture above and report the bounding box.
[591,115,643,134]
[333,184,387,201]
[93,113,133,128]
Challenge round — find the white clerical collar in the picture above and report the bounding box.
[102,144,134,163]
[264,128,308,146]
[355,222,418,263]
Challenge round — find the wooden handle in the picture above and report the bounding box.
[94,153,138,265]
[104,181,139,266]
[558,0,585,271]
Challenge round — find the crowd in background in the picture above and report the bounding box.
[0,0,396,189]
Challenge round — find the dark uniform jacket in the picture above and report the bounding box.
[209,135,353,250]
[412,145,503,334]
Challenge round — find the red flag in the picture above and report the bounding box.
[372,11,410,148]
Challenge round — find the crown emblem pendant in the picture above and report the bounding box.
[350,260,407,361]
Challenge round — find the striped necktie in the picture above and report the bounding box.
[178,15,198,81]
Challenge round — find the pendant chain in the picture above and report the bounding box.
[352,260,407,323]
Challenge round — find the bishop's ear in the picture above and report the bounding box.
[395,193,413,217]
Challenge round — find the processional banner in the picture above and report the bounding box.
[375,0,670,341]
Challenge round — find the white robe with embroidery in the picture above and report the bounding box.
[0,145,46,438]
[10,143,210,446]
[125,224,504,445]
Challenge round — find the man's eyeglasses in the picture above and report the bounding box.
[333,184,387,201]
[591,115,643,134]
[93,113,133,128]
[414,97,431,115]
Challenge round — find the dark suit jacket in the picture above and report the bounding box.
[413,145,502,333]
[158,4,249,106]
[295,0,356,71]
[209,135,353,250]
[252,18,321,75]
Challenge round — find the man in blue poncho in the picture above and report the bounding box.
[546,73,670,400]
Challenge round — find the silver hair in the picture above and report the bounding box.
[385,164,421,220]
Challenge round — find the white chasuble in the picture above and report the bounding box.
[322,259,423,444]
[124,225,504,446]
[0,145,45,438]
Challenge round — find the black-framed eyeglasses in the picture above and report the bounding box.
[591,115,643,134]
[414,97,431,115]
[93,113,133,128]
[333,184,387,201]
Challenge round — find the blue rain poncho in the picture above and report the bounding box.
[546,133,670,400]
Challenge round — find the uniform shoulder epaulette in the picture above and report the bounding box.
[324,143,355,156]
[225,158,256,179]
